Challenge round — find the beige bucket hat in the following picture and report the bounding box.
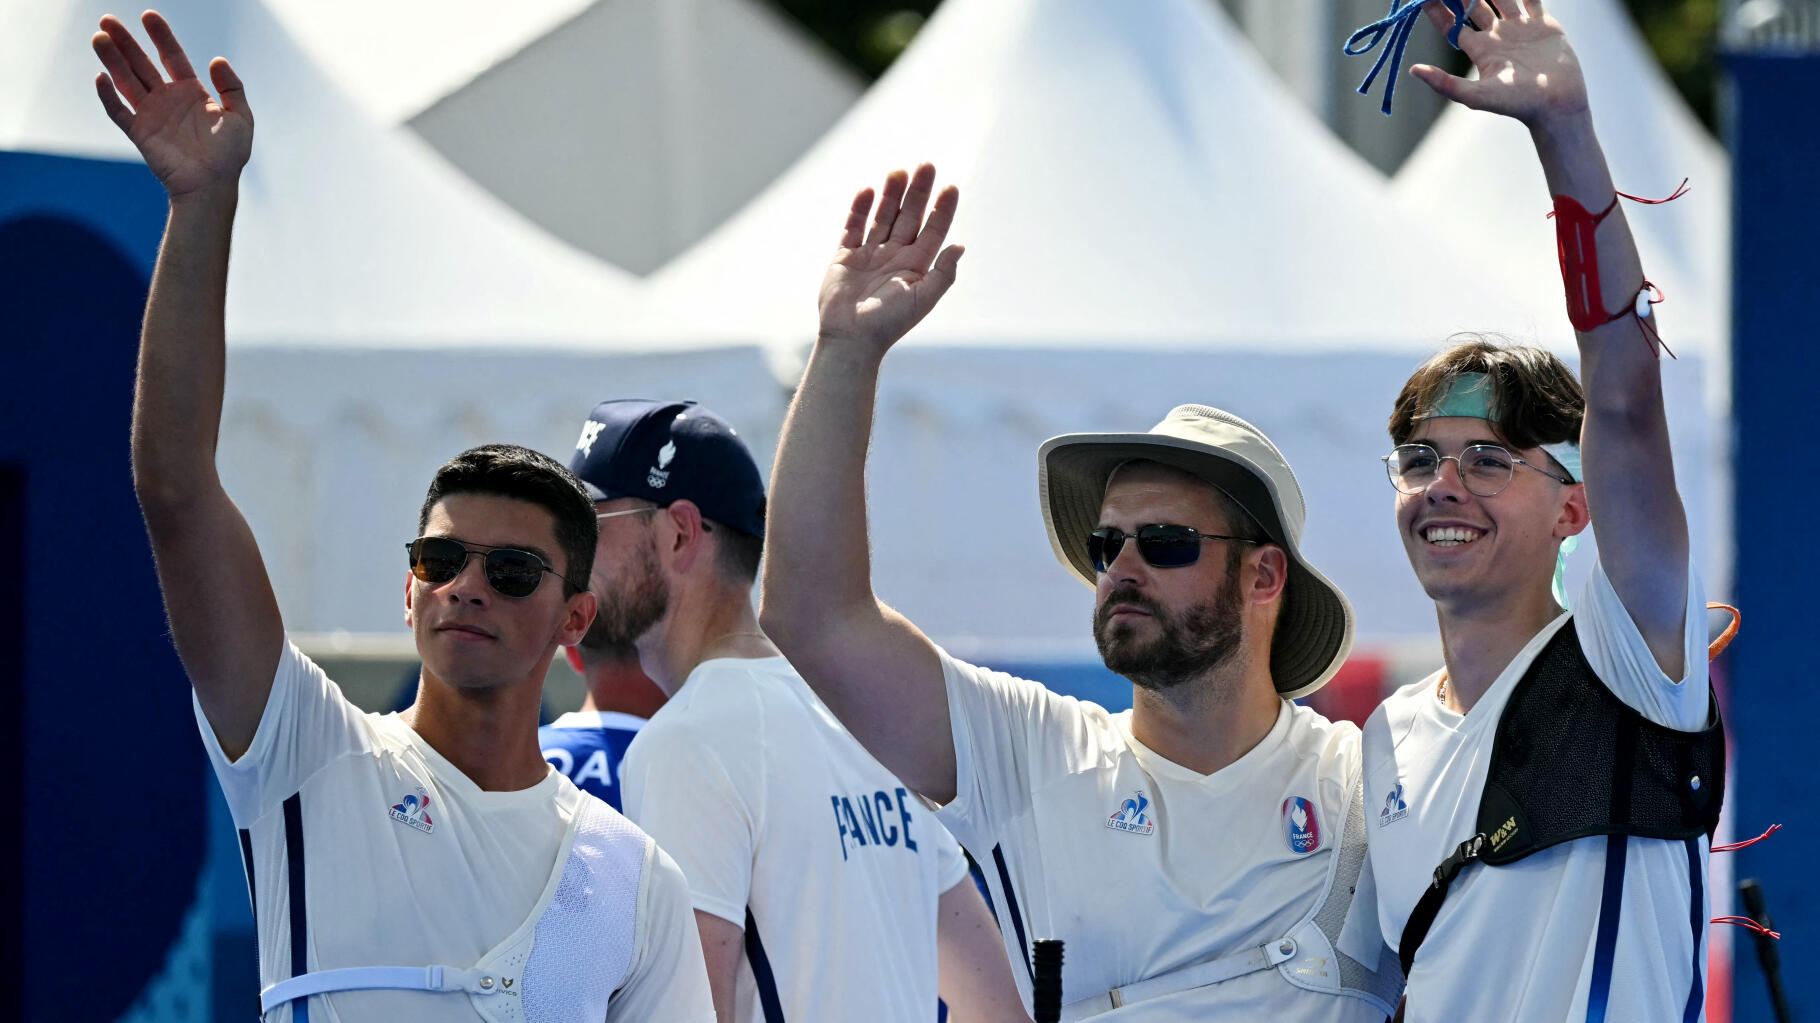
[1038,404,1355,699]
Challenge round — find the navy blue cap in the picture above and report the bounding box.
[567,399,765,538]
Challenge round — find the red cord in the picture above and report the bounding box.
[1712,916,1781,940]
[1617,177,1691,205]
[1546,180,1688,357]
[1712,823,1781,853]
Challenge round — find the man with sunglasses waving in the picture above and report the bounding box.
[563,398,1026,1022]
[94,12,712,1021]
[1361,4,1724,1021]
[761,165,1401,1021]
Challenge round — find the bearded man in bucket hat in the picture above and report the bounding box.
[761,164,1402,1021]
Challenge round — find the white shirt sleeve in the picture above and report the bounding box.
[192,638,371,828]
[607,839,717,1023]
[930,648,1096,852]
[621,714,757,926]
[934,821,971,892]
[1574,551,1711,731]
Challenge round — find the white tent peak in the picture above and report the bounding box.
[264,0,597,125]
[640,0,1558,352]
[5,0,652,347]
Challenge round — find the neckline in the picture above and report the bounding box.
[1121,700,1292,790]
[377,712,567,805]
[1425,610,1575,724]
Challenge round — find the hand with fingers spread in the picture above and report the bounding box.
[93,10,252,200]
[1411,0,1589,128]
[817,164,964,353]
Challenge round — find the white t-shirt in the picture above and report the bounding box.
[621,656,971,1023]
[1363,555,1712,1022]
[197,640,715,1023]
[934,651,1391,1022]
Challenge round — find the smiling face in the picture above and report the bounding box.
[1092,462,1271,694]
[1395,417,1588,614]
[406,493,595,691]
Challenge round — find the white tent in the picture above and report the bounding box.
[406,0,865,274]
[265,0,599,125]
[268,0,865,276]
[5,0,783,635]
[640,0,1718,652]
[6,0,645,345]
[638,0,1554,349]
[1394,0,1730,357]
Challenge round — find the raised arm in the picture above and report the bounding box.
[759,165,965,802]
[1412,0,1688,674]
[96,11,283,758]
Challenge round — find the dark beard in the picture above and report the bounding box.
[1094,549,1245,693]
[584,539,670,649]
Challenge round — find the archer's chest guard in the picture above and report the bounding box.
[1399,620,1727,974]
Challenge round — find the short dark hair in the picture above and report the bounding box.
[418,444,598,595]
[713,520,764,585]
[1389,335,1586,451]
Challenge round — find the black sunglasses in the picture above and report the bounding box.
[1087,524,1261,573]
[406,536,578,598]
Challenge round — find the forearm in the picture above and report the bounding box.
[1532,112,1647,335]
[761,340,889,636]
[938,878,1032,1023]
[1532,98,1687,658]
[133,183,238,510]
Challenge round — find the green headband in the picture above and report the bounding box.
[1418,372,1583,608]
[1421,372,1582,483]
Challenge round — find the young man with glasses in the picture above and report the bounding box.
[760,166,1402,1019]
[94,12,712,1020]
[1361,4,1723,1020]
[566,398,1027,1022]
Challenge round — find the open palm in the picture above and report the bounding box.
[93,11,252,198]
[818,164,964,352]
[1413,0,1589,126]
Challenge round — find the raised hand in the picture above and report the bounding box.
[93,11,252,199]
[817,164,964,352]
[1411,0,1589,127]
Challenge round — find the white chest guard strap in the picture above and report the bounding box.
[1060,776,1403,1020]
[1059,937,1300,1019]
[259,795,588,1023]
[261,966,504,1013]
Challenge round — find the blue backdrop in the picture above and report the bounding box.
[1726,49,1820,1023]
[1,151,212,1020]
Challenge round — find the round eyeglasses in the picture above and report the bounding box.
[1382,443,1574,497]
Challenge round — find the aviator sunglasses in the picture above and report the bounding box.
[406,536,580,598]
[1087,524,1260,573]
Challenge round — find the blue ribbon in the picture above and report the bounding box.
[1344,0,1473,116]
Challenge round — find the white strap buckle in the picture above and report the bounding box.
[1059,937,1294,1020]
[259,964,503,1012]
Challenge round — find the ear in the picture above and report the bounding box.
[404,572,416,627]
[563,644,585,675]
[1248,544,1290,605]
[661,500,711,575]
[1555,482,1591,538]
[558,591,598,647]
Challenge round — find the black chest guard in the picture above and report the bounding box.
[1397,619,1726,976]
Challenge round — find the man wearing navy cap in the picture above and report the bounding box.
[565,399,1028,1023]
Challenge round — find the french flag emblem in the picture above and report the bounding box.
[1282,796,1321,854]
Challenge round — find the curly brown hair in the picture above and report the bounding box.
[1388,335,1586,451]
